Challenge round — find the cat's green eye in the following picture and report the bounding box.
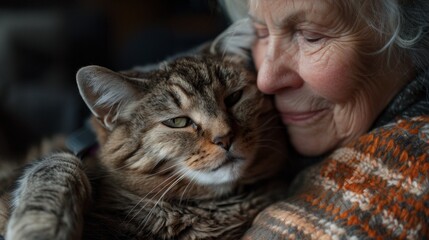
[224,90,243,107]
[162,117,192,128]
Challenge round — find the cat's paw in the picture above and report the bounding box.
[6,152,91,240]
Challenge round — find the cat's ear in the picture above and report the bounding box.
[76,65,139,130]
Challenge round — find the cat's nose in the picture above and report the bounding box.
[212,132,233,151]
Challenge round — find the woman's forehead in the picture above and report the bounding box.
[248,0,353,27]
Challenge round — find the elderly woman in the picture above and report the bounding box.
[221,0,429,239]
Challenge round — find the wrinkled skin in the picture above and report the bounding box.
[250,0,413,156]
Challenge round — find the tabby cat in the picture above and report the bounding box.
[0,41,288,239]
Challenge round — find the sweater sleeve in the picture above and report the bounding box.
[243,116,429,239]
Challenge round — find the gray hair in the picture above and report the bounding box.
[219,0,429,69]
[218,0,249,23]
[349,0,429,69]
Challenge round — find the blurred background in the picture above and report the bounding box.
[0,0,229,158]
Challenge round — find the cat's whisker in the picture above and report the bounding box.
[131,167,187,224]
[152,170,187,206]
[258,114,282,129]
[125,171,182,223]
[178,169,198,205]
[88,158,183,181]
[139,164,190,205]
[143,161,184,177]
[138,171,188,231]
[123,161,185,225]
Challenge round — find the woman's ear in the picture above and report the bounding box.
[76,65,139,130]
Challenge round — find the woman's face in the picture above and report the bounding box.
[250,0,408,156]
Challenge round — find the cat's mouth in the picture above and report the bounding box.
[210,155,243,172]
[186,154,245,185]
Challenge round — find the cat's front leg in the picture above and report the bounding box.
[6,152,91,240]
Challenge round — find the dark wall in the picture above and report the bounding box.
[0,0,228,156]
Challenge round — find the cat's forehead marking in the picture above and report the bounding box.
[168,83,192,109]
[155,56,254,120]
[168,72,220,116]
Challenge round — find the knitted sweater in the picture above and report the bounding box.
[243,69,429,240]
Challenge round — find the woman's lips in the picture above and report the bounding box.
[280,109,328,125]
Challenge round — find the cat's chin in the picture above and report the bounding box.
[185,157,245,185]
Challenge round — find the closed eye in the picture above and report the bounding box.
[305,37,322,43]
[224,90,243,108]
[301,31,325,43]
[162,117,192,128]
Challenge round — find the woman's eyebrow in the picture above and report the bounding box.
[248,11,305,28]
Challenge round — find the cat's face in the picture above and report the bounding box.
[77,55,286,199]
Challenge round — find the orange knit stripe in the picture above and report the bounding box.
[250,116,429,239]
[353,121,428,189]
[301,187,383,238]
[337,206,380,238]
[320,161,355,188]
[265,203,333,239]
[315,125,427,237]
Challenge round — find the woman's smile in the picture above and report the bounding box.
[279,108,328,125]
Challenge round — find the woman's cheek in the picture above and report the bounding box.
[300,45,359,103]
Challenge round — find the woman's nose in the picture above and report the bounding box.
[256,39,303,94]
